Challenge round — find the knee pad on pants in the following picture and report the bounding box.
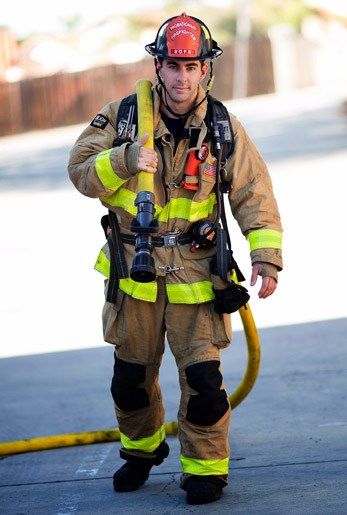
[111,355,149,411]
[185,360,229,426]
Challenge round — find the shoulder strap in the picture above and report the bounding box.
[207,96,245,282]
[205,95,234,161]
[205,95,234,193]
[113,93,138,147]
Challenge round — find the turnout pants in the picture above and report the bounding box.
[104,277,232,481]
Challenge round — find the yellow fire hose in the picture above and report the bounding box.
[136,79,155,193]
[0,81,261,457]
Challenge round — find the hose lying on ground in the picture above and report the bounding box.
[0,302,260,457]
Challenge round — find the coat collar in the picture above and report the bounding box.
[153,85,208,139]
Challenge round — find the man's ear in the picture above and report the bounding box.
[155,58,161,74]
[200,62,208,80]
[155,58,164,82]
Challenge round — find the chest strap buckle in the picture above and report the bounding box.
[166,182,181,190]
[163,232,179,247]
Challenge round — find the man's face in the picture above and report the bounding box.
[157,59,208,108]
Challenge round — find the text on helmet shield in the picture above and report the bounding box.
[171,29,197,42]
[170,21,198,32]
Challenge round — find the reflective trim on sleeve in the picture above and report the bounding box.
[166,281,214,304]
[94,249,110,278]
[247,228,282,251]
[120,425,166,453]
[180,455,229,476]
[119,277,158,302]
[95,149,126,191]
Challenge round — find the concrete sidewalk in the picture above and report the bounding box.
[0,318,346,513]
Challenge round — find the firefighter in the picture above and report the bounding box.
[68,13,282,505]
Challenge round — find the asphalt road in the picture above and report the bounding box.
[0,318,346,513]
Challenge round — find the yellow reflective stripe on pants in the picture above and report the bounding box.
[101,187,216,223]
[247,228,282,251]
[166,281,214,304]
[120,425,166,453]
[180,455,229,475]
[95,149,126,191]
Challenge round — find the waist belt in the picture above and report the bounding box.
[121,232,191,248]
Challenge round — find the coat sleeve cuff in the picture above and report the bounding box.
[253,262,279,281]
[108,142,137,179]
[124,141,141,176]
[250,248,283,271]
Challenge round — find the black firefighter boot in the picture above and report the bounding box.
[113,440,169,492]
[181,474,227,505]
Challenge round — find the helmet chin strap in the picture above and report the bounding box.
[155,60,215,119]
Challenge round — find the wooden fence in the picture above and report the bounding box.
[0,37,274,137]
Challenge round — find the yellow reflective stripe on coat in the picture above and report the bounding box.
[94,252,158,302]
[119,277,157,303]
[157,193,216,223]
[94,249,110,277]
[166,281,214,304]
[180,455,229,475]
[120,425,166,453]
[100,187,137,216]
[101,187,216,223]
[95,149,126,191]
[247,228,282,251]
[94,252,214,304]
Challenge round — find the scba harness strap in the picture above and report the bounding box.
[114,93,235,183]
[105,92,245,307]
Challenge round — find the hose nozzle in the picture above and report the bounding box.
[130,191,158,282]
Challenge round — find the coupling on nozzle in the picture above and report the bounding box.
[131,191,159,234]
[130,191,158,283]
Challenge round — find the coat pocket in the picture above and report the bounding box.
[199,154,217,185]
[192,154,217,203]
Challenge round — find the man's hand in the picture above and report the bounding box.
[250,263,277,299]
[137,134,158,174]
